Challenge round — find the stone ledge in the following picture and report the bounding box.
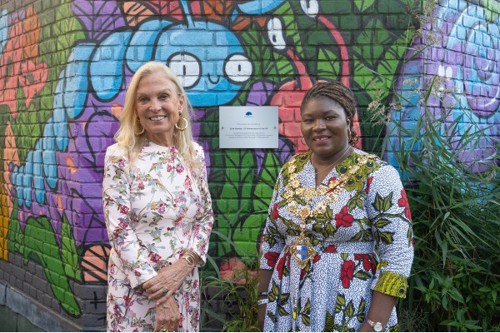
[0,281,104,332]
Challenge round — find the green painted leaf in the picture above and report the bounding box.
[279,292,290,305]
[354,0,375,11]
[373,192,393,212]
[345,300,355,317]
[324,311,335,331]
[313,223,324,233]
[254,152,282,212]
[60,214,82,282]
[302,313,311,326]
[317,48,340,78]
[303,299,311,314]
[267,311,277,323]
[379,231,395,244]
[354,271,371,280]
[269,280,280,302]
[23,216,81,316]
[374,218,391,228]
[278,304,289,316]
[335,294,346,313]
[325,223,335,237]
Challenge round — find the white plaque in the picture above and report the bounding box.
[219,106,278,149]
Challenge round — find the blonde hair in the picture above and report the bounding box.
[114,61,197,168]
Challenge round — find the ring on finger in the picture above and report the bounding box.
[162,288,169,296]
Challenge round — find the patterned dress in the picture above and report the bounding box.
[102,140,214,332]
[260,149,414,332]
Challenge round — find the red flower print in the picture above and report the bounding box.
[324,245,337,253]
[340,260,355,288]
[398,189,412,220]
[276,251,290,280]
[176,163,184,173]
[184,175,193,191]
[119,205,129,214]
[300,268,306,280]
[264,251,279,268]
[335,206,354,228]
[150,253,161,263]
[123,295,133,308]
[272,203,279,219]
[365,176,373,194]
[354,254,376,274]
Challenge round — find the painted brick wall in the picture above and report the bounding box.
[0,0,497,331]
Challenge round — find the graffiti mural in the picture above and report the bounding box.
[0,0,496,329]
[386,0,499,172]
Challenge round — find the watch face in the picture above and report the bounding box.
[374,322,383,331]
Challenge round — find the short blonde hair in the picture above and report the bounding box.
[114,61,197,167]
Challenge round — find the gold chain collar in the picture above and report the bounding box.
[284,152,377,268]
[284,153,376,223]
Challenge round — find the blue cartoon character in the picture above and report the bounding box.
[90,0,252,107]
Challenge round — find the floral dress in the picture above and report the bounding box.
[102,141,214,332]
[260,149,414,332]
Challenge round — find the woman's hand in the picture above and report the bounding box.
[154,296,180,332]
[143,259,194,300]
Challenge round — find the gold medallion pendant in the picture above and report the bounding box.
[290,232,317,269]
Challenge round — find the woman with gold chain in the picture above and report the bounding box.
[258,82,414,332]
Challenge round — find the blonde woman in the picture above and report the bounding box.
[102,61,214,332]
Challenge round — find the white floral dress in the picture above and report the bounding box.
[260,149,414,332]
[102,141,214,332]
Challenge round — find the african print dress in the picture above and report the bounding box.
[103,141,214,332]
[260,149,414,332]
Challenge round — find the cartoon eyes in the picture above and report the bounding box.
[168,53,201,88]
[300,0,319,18]
[267,17,286,50]
[224,54,253,83]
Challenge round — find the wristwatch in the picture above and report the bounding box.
[367,319,384,332]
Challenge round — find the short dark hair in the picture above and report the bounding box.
[300,81,358,146]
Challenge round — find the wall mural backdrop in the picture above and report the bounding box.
[0,0,497,324]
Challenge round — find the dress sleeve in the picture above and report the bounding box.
[259,169,287,270]
[188,143,214,265]
[366,164,414,298]
[102,144,157,288]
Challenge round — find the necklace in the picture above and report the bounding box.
[312,146,353,175]
[284,153,376,268]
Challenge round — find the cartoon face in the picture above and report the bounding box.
[154,21,252,106]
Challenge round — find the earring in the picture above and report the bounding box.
[175,116,188,132]
[347,128,352,141]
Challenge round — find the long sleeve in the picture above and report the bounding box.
[102,144,157,288]
[366,164,414,298]
[187,143,214,265]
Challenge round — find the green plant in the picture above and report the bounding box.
[200,229,260,332]
[388,77,500,331]
[202,269,260,332]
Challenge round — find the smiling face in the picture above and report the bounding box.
[301,96,351,161]
[136,71,184,146]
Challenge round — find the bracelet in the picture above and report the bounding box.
[257,298,268,306]
[182,250,199,266]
